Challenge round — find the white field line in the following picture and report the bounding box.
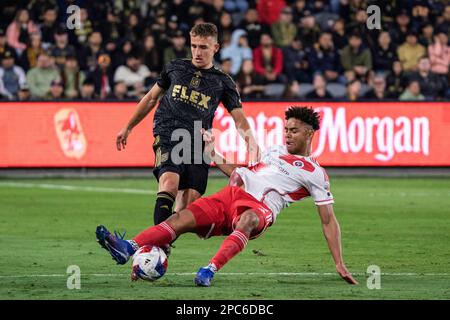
[1,182,448,198]
[0,272,449,279]
[0,182,156,195]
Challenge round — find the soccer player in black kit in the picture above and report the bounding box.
[115,23,259,244]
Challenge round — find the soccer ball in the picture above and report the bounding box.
[131,245,168,281]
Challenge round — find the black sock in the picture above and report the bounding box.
[153,191,175,225]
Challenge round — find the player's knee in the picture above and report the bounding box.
[159,180,178,195]
[166,209,196,234]
[236,211,261,234]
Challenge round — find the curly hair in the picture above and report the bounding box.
[285,106,321,131]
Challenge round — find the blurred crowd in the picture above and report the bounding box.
[0,0,449,102]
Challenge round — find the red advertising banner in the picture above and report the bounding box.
[1,101,449,167]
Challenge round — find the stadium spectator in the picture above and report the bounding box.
[45,78,65,100]
[419,23,435,47]
[79,78,97,100]
[292,0,307,24]
[218,12,234,46]
[307,32,341,83]
[345,78,361,101]
[87,53,114,100]
[305,73,333,100]
[428,29,450,76]
[397,32,426,72]
[371,31,397,73]
[114,51,151,98]
[271,6,297,48]
[399,80,425,101]
[61,54,85,99]
[220,29,253,76]
[26,51,60,99]
[73,7,93,47]
[257,0,286,25]
[363,74,394,100]
[237,8,270,49]
[330,18,348,50]
[224,0,249,13]
[51,26,76,70]
[408,56,443,100]
[253,33,286,84]
[163,30,191,65]
[340,31,372,81]
[410,1,431,32]
[123,11,144,44]
[78,31,103,72]
[107,80,136,100]
[112,38,134,72]
[98,8,122,46]
[39,7,59,45]
[19,32,44,71]
[140,0,167,22]
[6,8,39,56]
[139,34,162,78]
[390,9,411,43]
[205,0,226,27]
[219,58,233,75]
[436,5,450,37]
[167,15,182,39]
[0,49,27,100]
[17,82,31,101]
[0,28,17,59]
[235,59,266,99]
[390,9,411,45]
[346,9,374,47]
[386,60,407,98]
[27,0,57,24]
[283,36,309,83]
[149,10,171,42]
[297,11,321,48]
[166,0,190,29]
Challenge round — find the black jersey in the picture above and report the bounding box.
[153,58,242,141]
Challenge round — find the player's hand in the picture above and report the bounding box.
[248,144,261,165]
[336,263,358,285]
[116,127,131,151]
[201,128,215,157]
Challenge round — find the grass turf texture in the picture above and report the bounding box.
[0,177,449,300]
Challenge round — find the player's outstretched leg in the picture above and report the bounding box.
[195,210,261,287]
[95,225,138,265]
[135,209,198,249]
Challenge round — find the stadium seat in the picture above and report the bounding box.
[298,83,314,97]
[264,83,286,98]
[326,83,346,98]
[360,83,372,97]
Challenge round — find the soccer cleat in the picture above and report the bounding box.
[194,267,215,287]
[95,225,133,265]
[161,243,174,257]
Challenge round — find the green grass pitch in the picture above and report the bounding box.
[0,176,449,300]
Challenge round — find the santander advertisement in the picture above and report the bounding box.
[0,101,449,167]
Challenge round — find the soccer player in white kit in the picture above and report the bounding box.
[96,106,358,287]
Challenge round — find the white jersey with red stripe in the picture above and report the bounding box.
[231,145,334,222]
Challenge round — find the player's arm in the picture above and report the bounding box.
[317,204,358,285]
[116,84,165,150]
[229,108,261,164]
[201,129,242,177]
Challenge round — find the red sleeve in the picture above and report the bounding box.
[253,47,266,75]
[272,48,284,75]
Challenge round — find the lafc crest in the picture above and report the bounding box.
[190,71,202,88]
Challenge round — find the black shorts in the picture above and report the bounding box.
[152,135,210,195]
